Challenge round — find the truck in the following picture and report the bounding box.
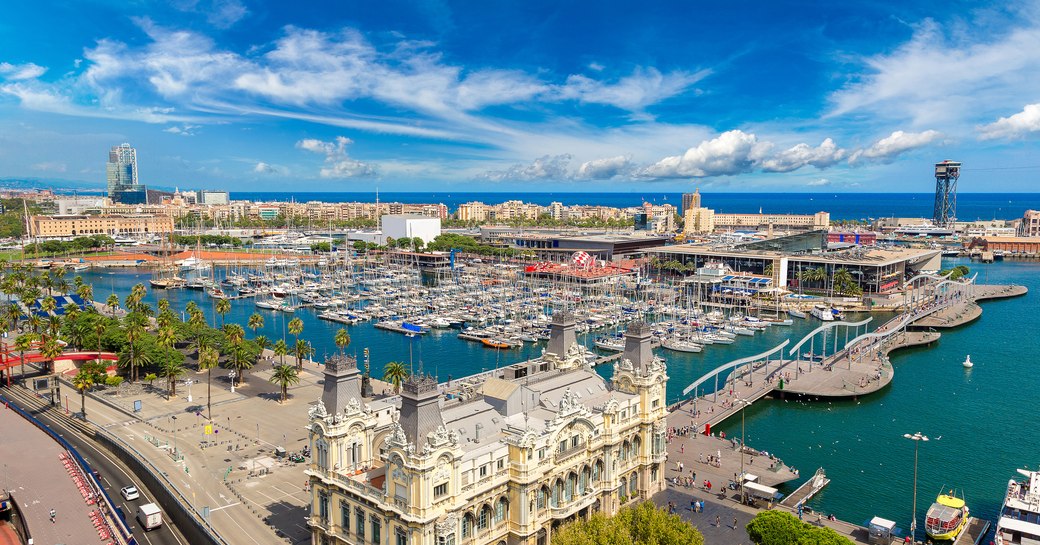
[136,503,163,530]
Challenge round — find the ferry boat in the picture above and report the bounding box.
[996,468,1040,545]
[810,304,834,321]
[924,491,969,541]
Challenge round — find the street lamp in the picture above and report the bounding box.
[903,432,929,543]
[185,379,194,403]
[229,370,237,393]
[171,415,179,461]
[737,398,752,503]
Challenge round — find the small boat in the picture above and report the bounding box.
[811,304,834,321]
[661,338,703,353]
[788,309,807,319]
[481,338,512,349]
[963,355,973,368]
[925,491,969,541]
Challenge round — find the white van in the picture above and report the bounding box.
[136,503,163,530]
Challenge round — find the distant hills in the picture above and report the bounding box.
[0,177,106,194]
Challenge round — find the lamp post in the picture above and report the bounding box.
[737,398,752,503]
[171,415,179,461]
[903,432,929,543]
[229,370,237,393]
[185,379,194,403]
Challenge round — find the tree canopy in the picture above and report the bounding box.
[551,502,703,545]
[746,510,853,545]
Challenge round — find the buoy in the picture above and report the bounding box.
[963,355,973,368]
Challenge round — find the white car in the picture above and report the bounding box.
[120,486,140,501]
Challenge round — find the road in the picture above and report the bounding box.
[3,383,190,545]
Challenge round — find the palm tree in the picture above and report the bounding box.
[334,328,351,357]
[40,296,57,316]
[293,339,314,368]
[215,298,231,329]
[273,339,288,365]
[72,367,96,417]
[253,334,271,357]
[76,283,93,305]
[39,336,64,375]
[247,312,264,337]
[123,313,148,382]
[159,358,186,399]
[13,333,37,384]
[269,364,300,403]
[184,301,200,319]
[287,317,304,352]
[197,346,219,419]
[157,298,170,315]
[4,303,21,333]
[383,361,409,393]
[105,294,120,317]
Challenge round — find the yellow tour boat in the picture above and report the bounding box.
[924,491,969,541]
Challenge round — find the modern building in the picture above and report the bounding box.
[646,243,941,295]
[492,230,671,260]
[196,190,230,206]
[382,215,442,245]
[28,214,174,238]
[680,189,701,215]
[306,313,669,545]
[1021,210,1040,237]
[711,211,830,232]
[106,143,147,204]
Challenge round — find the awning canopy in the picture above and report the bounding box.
[743,481,779,499]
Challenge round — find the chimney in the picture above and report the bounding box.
[321,354,362,415]
[398,373,443,448]
[474,423,483,441]
[547,310,577,358]
[623,321,653,374]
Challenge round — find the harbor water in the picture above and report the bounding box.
[74,256,1035,528]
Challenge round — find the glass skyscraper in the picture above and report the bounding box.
[106,143,146,203]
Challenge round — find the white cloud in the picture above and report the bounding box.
[850,130,943,163]
[575,155,634,179]
[207,0,248,28]
[254,161,278,174]
[163,124,199,136]
[0,62,47,80]
[807,178,831,187]
[481,154,573,182]
[556,67,709,112]
[641,130,772,178]
[760,138,846,172]
[978,103,1040,140]
[296,136,376,178]
[828,14,1040,126]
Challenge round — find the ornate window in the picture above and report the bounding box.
[461,514,473,538]
[341,502,350,531]
[537,486,547,509]
[478,505,490,530]
[629,472,638,494]
[371,515,381,544]
[318,491,329,522]
[356,509,366,540]
[495,498,507,523]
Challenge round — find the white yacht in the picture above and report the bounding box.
[996,468,1040,545]
[811,304,835,321]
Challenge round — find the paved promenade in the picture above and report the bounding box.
[0,403,113,545]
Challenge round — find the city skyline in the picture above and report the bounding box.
[2,2,1040,192]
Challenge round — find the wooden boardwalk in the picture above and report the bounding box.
[779,467,830,508]
[953,517,991,545]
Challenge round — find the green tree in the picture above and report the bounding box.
[39,336,64,375]
[159,358,186,399]
[144,372,158,388]
[197,346,220,420]
[13,333,38,383]
[746,510,852,545]
[269,363,301,403]
[72,367,98,417]
[552,502,703,545]
[105,293,120,317]
[215,298,232,328]
[273,338,288,365]
[383,361,409,393]
[247,312,264,336]
[253,334,271,356]
[293,338,314,368]
[334,328,351,357]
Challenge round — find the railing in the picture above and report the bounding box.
[0,392,136,545]
[549,488,599,518]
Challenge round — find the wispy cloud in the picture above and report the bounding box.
[480,154,573,182]
[849,130,942,163]
[296,136,376,178]
[163,124,200,136]
[0,62,47,80]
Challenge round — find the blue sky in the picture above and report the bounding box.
[2,1,1040,192]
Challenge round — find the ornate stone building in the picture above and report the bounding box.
[305,313,669,545]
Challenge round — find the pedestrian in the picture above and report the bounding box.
[50,508,56,523]
[715,515,721,527]
[690,499,696,512]
[733,517,738,530]
[680,443,685,454]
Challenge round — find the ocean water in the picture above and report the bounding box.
[75,256,1036,528]
[229,192,1040,221]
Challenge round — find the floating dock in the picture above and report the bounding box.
[780,467,830,508]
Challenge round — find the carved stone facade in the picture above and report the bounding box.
[306,321,668,545]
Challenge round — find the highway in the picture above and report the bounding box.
[3,384,190,545]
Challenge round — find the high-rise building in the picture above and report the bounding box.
[107,143,147,204]
[681,189,701,215]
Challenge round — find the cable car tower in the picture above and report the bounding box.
[933,160,960,227]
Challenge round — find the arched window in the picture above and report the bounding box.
[478,505,491,530]
[462,513,474,538]
[618,477,627,497]
[580,467,590,493]
[495,497,507,523]
[629,472,638,494]
[565,472,576,502]
[621,441,630,461]
[552,479,562,507]
[593,460,603,482]
[632,436,641,459]
[537,486,548,509]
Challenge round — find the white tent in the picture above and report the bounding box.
[743,481,778,499]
